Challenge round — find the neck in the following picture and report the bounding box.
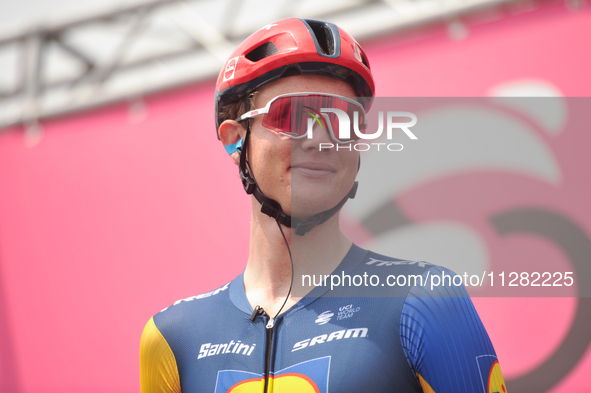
[243,197,352,317]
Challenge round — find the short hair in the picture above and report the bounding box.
[217,91,259,132]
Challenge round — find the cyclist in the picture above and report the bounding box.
[140,18,507,393]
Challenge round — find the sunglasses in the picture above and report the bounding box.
[235,92,367,144]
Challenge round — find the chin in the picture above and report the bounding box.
[291,192,343,218]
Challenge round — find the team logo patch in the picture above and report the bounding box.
[215,356,330,393]
[476,355,506,393]
[223,57,239,82]
[315,310,334,325]
[487,360,506,393]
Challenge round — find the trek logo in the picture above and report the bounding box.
[162,282,230,311]
[366,257,432,268]
[259,23,278,31]
[292,327,369,351]
[315,310,334,325]
[198,340,256,359]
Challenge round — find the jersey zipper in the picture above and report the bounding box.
[250,306,275,393]
[264,316,274,393]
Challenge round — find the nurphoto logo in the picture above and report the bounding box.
[304,108,418,152]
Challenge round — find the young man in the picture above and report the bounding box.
[140,18,507,393]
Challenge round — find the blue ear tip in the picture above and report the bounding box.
[224,138,243,154]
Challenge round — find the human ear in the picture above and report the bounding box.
[218,120,246,165]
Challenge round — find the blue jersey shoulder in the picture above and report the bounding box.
[401,266,503,393]
[159,281,232,313]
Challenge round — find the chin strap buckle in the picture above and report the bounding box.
[293,215,323,236]
[241,173,256,195]
[260,200,280,220]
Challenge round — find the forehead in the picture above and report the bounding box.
[255,75,357,107]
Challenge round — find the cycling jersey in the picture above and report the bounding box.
[140,244,506,393]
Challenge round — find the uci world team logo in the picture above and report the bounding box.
[214,356,330,393]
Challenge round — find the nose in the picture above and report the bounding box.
[298,116,333,151]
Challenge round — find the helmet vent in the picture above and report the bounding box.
[360,52,369,69]
[245,42,278,62]
[304,19,335,56]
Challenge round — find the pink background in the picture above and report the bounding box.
[1,2,590,392]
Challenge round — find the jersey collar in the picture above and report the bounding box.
[228,243,369,318]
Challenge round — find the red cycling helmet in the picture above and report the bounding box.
[214,17,375,133]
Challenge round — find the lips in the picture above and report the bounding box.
[291,162,335,171]
[290,162,336,177]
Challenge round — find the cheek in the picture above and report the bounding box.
[249,137,291,183]
[342,151,360,179]
[263,142,290,169]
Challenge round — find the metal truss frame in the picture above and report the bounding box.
[0,0,569,132]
